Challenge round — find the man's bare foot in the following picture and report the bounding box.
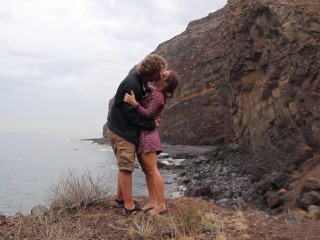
[142,203,156,211]
[149,205,167,216]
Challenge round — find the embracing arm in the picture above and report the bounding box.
[124,90,164,119]
[120,84,156,131]
[123,106,156,130]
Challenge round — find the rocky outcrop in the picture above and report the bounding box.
[155,7,235,146]
[150,0,320,213]
[154,0,320,161]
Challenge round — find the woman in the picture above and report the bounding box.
[124,70,179,216]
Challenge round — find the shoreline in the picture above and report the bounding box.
[1,138,189,218]
[87,137,215,157]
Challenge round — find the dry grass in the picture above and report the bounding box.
[109,212,167,239]
[129,212,161,238]
[171,207,204,238]
[205,212,226,240]
[48,168,112,213]
[6,217,85,239]
[110,206,218,239]
[2,197,319,240]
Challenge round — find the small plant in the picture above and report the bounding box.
[130,212,156,238]
[202,215,217,232]
[48,168,111,213]
[108,212,165,239]
[232,210,248,232]
[205,213,226,240]
[173,207,204,237]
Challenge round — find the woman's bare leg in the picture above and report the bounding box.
[138,154,157,210]
[139,152,166,215]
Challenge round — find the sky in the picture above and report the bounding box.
[0,0,228,138]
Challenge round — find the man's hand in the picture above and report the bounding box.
[155,118,161,128]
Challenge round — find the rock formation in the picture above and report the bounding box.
[105,0,320,213]
[155,0,319,160]
[152,0,320,212]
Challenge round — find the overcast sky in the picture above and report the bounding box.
[0,0,227,138]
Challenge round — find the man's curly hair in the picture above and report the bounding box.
[136,54,167,77]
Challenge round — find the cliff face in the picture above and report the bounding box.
[104,0,320,212]
[155,0,320,160]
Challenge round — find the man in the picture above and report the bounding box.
[106,54,167,215]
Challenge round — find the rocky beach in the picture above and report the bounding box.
[75,138,320,217]
[162,143,320,218]
[1,140,319,240]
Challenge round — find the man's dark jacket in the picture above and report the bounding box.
[107,69,156,145]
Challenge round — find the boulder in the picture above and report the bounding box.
[185,186,213,198]
[31,205,49,217]
[298,191,320,210]
[303,177,320,191]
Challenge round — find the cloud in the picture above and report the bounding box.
[0,0,228,136]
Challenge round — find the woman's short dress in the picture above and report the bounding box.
[135,89,166,155]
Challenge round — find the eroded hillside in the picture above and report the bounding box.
[155,0,319,160]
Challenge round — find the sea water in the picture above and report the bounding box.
[0,132,177,216]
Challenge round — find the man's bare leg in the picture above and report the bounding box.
[118,170,135,210]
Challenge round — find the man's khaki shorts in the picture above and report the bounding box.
[107,129,136,172]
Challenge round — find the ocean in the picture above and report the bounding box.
[0,132,178,216]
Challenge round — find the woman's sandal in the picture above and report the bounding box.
[123,205,142,216]
[112,199,124,208]
[113,199,138,208]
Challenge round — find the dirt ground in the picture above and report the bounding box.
[1,197,319,240]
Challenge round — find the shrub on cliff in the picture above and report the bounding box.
[48,168,112,213]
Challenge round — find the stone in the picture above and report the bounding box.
[31,205,49,217]
[298,191,320,209]
[266,191,284,209]
[295,143,313,160]
[0,215,6,226]
[270,172,289,189]
[185,186,213,198]
[304,177,320,191]
[307,205,320,221]
[0,215,6,222]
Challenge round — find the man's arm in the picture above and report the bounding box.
[120,82,156,131]
[122,104,156,130]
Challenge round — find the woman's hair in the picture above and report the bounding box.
[136,54,167,77]
[164,70,179,98]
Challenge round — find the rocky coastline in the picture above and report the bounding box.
[162,143,261,210]
[1,142,319,239]
[88,138,320,220]
[165,143,320,221]
[88,138,256,210]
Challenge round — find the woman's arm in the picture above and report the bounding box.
[120,82,156,131]
[124,90,164,119]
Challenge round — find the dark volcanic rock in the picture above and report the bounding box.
[151,0,320,212]
[154,0,319,161]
